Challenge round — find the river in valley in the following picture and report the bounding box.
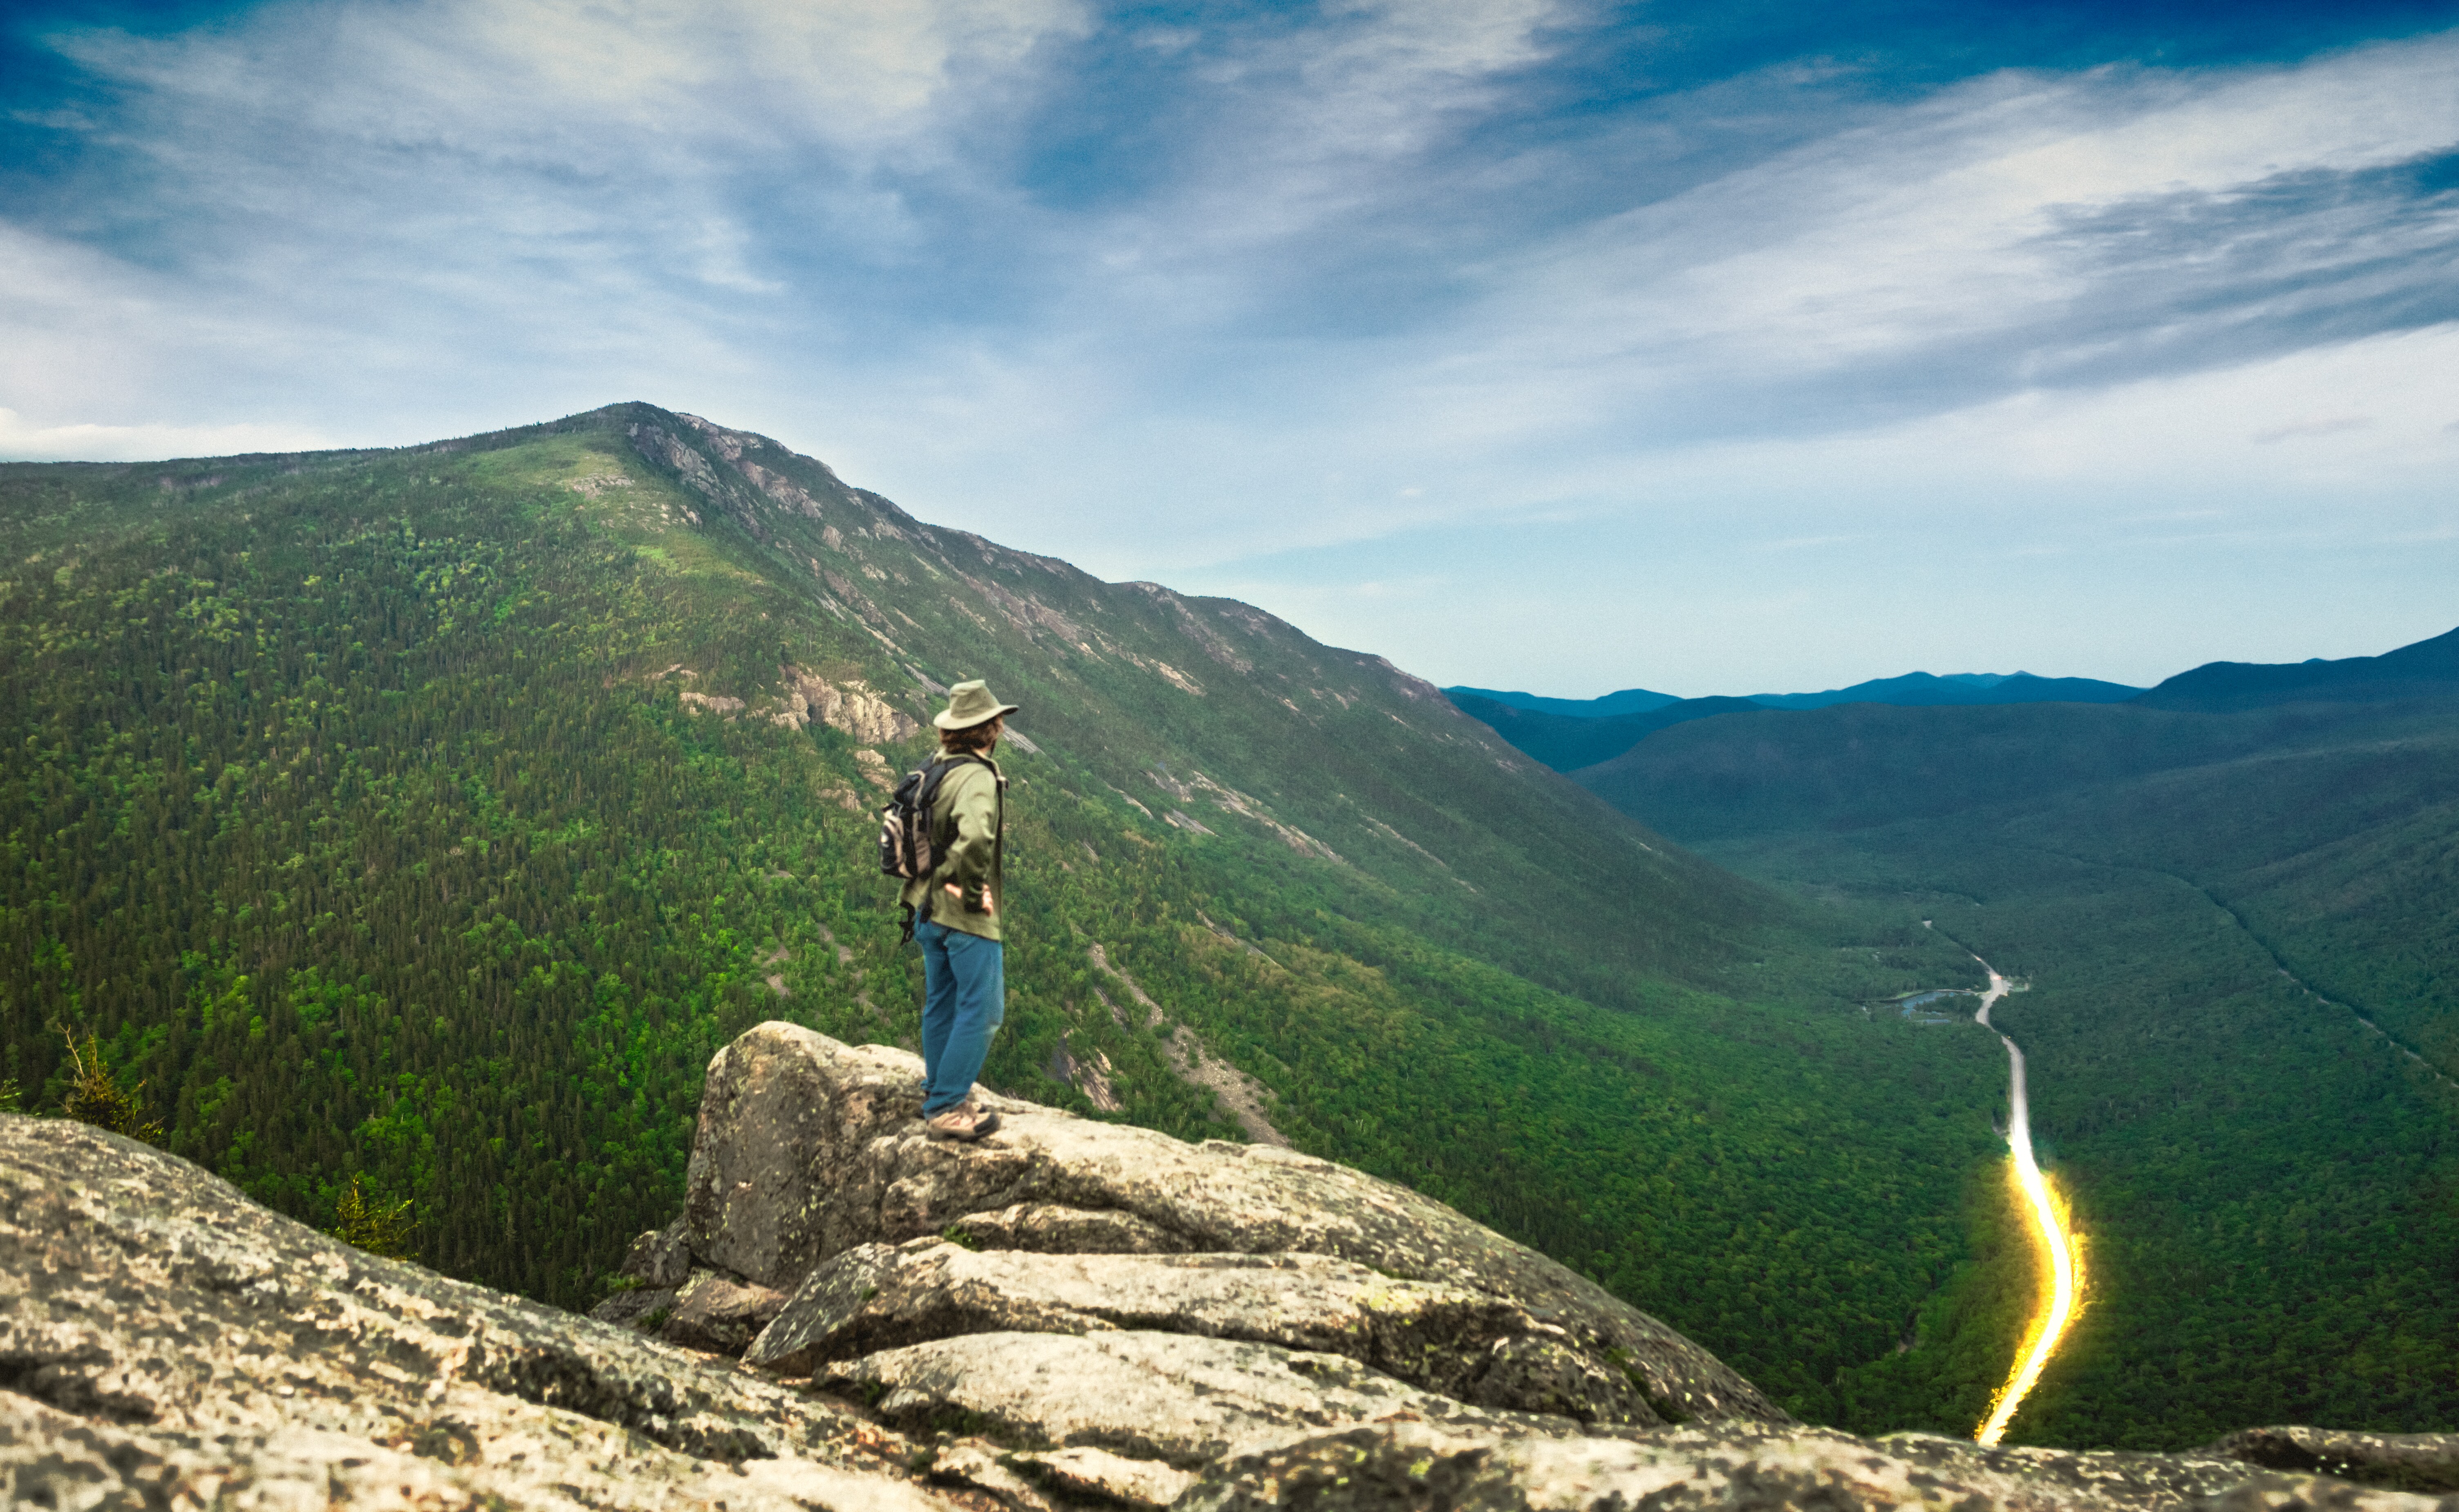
[1969,957,2084,1447]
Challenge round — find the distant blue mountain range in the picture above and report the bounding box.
[1448,669,2143,719]
[1448,627,2459,774]
[2136,624,2459,711]
[1747,670,2144,710]
[1444,686,1686,717]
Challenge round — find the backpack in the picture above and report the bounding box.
[878,754,987,882]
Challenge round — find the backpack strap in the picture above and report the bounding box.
[917,753,994,867]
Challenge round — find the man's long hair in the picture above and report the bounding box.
[940,716,1003,756]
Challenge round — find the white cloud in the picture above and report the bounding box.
[1163,321,2459,692]
[2251,415,2375,444]
[0,407,332,461]
[4,2,2455,684]
[1417,34,2459,430]
[60,0,1091,161]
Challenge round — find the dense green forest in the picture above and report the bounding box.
[1,404,2019,1428]
[1570,687,2459,1446]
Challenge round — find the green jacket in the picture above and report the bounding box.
[900,754,1006,942]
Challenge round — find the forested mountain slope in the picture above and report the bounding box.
[1573,696,2455,841]
[1573,684,2459,1447]
[1450,675,2151,776]
[0,403,2006,1426]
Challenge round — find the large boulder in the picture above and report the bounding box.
[682,1029,930,1289]
[676,1022,1775,1430]
[0,1112,956,1512]
[625,1022,2459,1512]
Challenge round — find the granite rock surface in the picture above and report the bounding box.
[9,1021,2452,1512]
[819,1330,1588,1469]
[0,1112,953,1512]
[1180,1419,2457,1512]
[670,1022,1772,1430]
[2204,1427,2459,1494]
[747,1242,1654,1424]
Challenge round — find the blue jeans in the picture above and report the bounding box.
[914,917,1005,1115]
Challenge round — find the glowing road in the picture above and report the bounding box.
[1969,961,2084,1448]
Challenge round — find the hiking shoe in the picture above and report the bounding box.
[926,1106,1000,1142]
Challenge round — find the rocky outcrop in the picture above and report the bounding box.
[0,1112,954,1512]
[748,1244,1656,1424]
[823,1331,1584,1468]
[676,1031,940,1290]
[10,1028,2454,1512]
[654,1022,1775,1431]
[777,666,921,743]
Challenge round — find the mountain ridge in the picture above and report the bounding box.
[1447,628,2456,775]
[1444,693,1773,774]
[1750,670,2145,710]
[0,400,2011,1432]
[1444,670,2145,725]
[2137,625,2459,711]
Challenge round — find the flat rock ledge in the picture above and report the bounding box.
[10,1020,2456,1512]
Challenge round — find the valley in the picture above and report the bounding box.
[1967,959,2083,1451]
[7,401,2448,1455]
[1552,667,2459,1447]
[0,404,2008,1435]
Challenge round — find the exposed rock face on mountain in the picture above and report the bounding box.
[9,1031,2458,1512]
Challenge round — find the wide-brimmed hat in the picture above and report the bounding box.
[934,679,1020,731]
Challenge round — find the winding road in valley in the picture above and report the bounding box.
[1968,957,2083,1448]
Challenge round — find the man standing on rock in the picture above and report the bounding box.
[903,679,1017,1141]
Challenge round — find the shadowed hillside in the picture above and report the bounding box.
[1570,660,2459,1447]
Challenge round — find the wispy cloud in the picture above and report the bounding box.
[2253,415,2376,443]
[1,2,2453,687]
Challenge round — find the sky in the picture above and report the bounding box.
[4,0,2456,696]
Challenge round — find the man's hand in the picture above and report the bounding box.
[943,882,997,915]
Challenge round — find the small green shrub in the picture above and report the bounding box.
[330,1173,416,1259]
[60,1034,162,1144]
